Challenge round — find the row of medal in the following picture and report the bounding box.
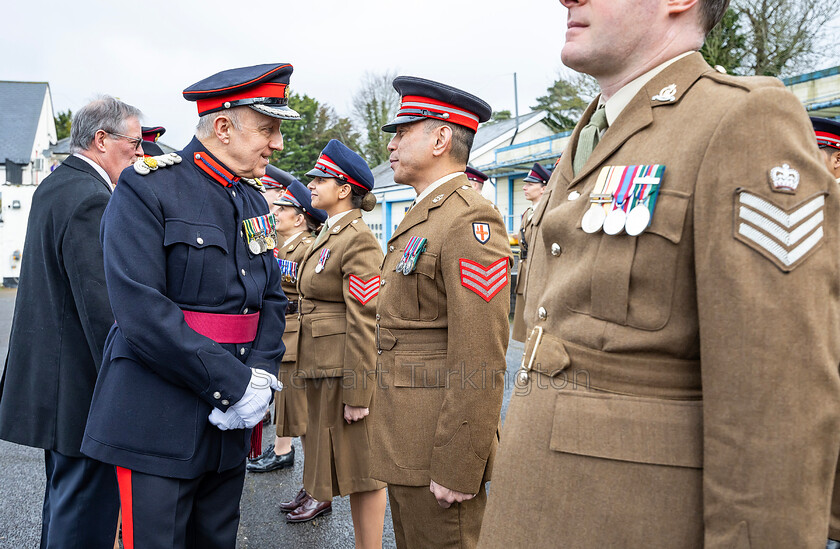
[277,258,298,284]
[396,236,427,275]
[581,164,665,236]
[243,214,277,254]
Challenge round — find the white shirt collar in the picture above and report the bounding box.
[73,153,113,189]
[414,172,461,206]
[325,209,351,229]
[602,51,694,127]
[282,230,305,247]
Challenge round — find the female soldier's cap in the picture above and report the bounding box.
[305,139,374,192]
[523,162,551,185]
[182,63,300,120]
[382,76,492,133]
[142,126,165,142]
[273,179,328,225]
[262,164,296,190]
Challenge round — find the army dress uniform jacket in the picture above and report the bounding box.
[369,175,511,495]
[296,209,382,407]
[273,231,312,436]
[479,53,840,548]
[0,156,114,457]
[511,206,534,342]
[81,138,287,479]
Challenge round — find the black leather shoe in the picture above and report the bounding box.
[246,447,295,473]
[247,445,274,463]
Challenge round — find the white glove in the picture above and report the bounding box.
[208,406,245,431]
[229,369,281,429]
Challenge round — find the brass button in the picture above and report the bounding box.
[241,269,247,276]
[375,314,380,320]
[213,391,221,400]
[538,307,547,320]
[551,243,561,256]
[196,237,204,245]
[239,348,245,356]
[243,308,248,314]
[389,246,394,252]
[380,280,385,286]
[517,370,529,384]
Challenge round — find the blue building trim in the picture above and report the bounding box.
[783,65,840,86]
[508,176,515,233]
[384,200,393,243]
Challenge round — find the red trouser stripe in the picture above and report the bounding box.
[116,467,134,549]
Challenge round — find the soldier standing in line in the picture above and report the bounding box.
[479,0,840,547]
[511,162,550,343]
[369,76,511,549]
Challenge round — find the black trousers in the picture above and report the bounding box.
[116,461,246,549]
[41,450,120,549]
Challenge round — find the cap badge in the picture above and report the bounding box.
[769,163,800,194]
[432,194,445,203]
[651,84,677,102]
[473,222,491,244]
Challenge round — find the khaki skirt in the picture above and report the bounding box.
[302,377,385,502]
[274,314,307,437]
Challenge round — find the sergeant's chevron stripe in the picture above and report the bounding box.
[348,275,380,305]
[735,191,826,271]
[459,258,509,302]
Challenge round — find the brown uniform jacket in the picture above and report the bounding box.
[296,209,382,408]
[511,206,534,342]
[369,175,511,494]
[276,231,313,364]
[482,53,840,548]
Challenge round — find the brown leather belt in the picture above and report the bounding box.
[518,327,701,400]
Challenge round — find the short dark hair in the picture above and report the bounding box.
[699,0,730,34]
[423,119,474,165]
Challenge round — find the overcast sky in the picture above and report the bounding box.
[3,0,571,147]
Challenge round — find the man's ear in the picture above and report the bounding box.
[431,124,453,158]
[665,0,699,14]
[214,115,232,144]
[93,129,109,153]
[833,151,840,170]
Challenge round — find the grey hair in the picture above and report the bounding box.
[195,107,243,139]
[69,96,142,154]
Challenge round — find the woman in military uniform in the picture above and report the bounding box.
[292,140,386,548]
[247,171,326,486]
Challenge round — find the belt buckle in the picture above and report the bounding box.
[517,326,543,384]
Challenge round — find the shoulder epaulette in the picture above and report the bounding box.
[133,153,182,175]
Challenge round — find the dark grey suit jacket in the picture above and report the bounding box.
[0,154,114,457]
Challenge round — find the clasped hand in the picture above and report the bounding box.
[208,369,281,430]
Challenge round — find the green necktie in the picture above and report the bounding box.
[313,221,330,248]
[573,107,608,176]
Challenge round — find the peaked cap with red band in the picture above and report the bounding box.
[261,164,294,190]
[306,139,374,192]
[182,63,301,120]
[812,117,840,151]
[142,126,165,142]
[382,76,492,133]
[523,162,551,185]
[273,178,328,224]
[465,166,489,184]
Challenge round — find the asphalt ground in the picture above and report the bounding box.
[0,287,524,548]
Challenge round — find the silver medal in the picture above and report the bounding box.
[603,208,627,236]
[581,205,606,234]
[315,264,324,274]
[625,205,651,236]
[248,240,261,254]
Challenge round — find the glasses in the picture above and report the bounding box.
[106,131,143,150]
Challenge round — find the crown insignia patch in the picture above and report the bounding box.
[769,163,800,194]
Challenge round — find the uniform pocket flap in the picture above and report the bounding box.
[414,252,437,279]
[164,218,229,253]
[311,316,346,337]
[646,191,690,244]
[394,350,447,387]
[283,317,300,333]
[549,391,702,468]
